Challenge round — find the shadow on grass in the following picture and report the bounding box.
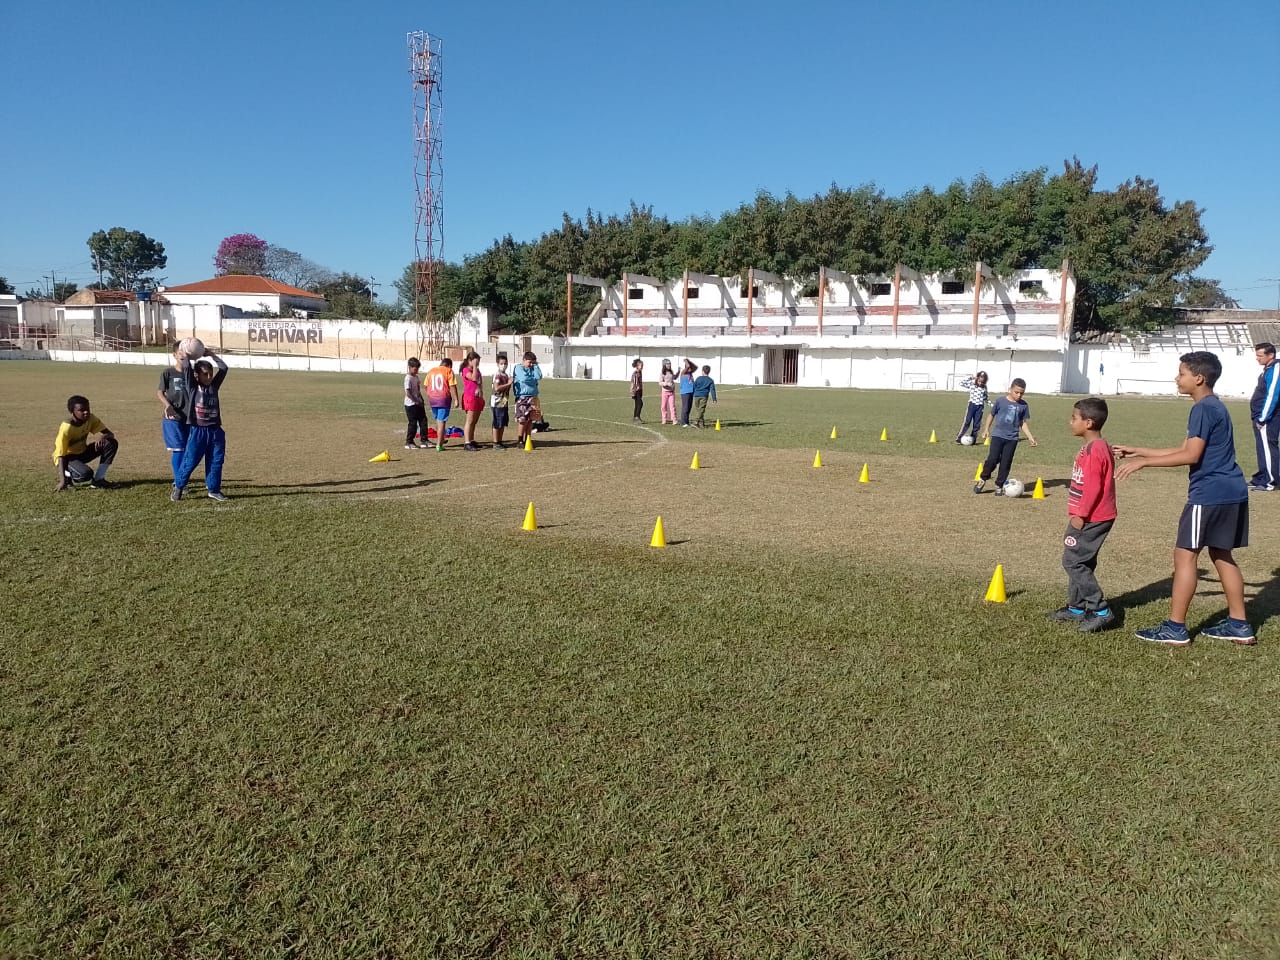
[231,477,444,498]
[116,478,180,489]
[1109,567,1280,630]
[526,438,645,449]
[236,474,420,489]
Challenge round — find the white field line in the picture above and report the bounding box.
[353,414,671,502]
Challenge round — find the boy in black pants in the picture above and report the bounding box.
[974,378,1037,494]
[52,395,119,490]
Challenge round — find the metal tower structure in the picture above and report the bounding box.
[409,31,444,352]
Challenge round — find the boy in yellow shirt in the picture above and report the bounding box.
[52,395,119,490]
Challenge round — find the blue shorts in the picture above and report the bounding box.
[162,419,189,452]
[430,406,451,422]
[492,406,510,429]
[1176,501,1248,551]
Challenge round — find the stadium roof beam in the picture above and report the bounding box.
[567,273,607,338]
[818,267,851,335]
[744,268,791,337]
[971,262,993,336]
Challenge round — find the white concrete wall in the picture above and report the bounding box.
[4,322,1262,400]
[1065,342,1261,398]
[555,336,1065,392]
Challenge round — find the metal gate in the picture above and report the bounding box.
[782,348,799,385]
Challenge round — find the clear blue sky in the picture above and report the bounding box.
[3,0,1277,307]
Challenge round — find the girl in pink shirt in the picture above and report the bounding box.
[461,352,486,451]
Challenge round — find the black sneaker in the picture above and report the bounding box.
[208,490,230,503]
[1047,606,1086,622]
[170,486,184,502]
[973,480,985,494]
[405,442,420,450]
[994,487,1005,496]
[463,442,480,451]
[1078,608,1118,633]
[493,442,507,450]
[88,478,118,490]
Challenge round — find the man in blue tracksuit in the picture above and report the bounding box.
[1249,341,1280,492]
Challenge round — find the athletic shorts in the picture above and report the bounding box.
[492,406,510,429]
[162,419,189,452]
[430,405,451,422]
[516,396,537,424]
[1176,501,1248,551]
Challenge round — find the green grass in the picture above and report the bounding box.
[3,361,1279,958]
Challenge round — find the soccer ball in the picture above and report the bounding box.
[1003,478,1025,498]
[179,337,206,358]
[960,435,975,446]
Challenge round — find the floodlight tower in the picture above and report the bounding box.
[409,31,444,352]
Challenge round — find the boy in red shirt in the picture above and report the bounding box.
[1048,397,1118,633]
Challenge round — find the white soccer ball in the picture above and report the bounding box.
[179,337,206,358]
[960,435,975,446]
[1003,478,1025,498]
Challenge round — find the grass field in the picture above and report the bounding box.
[3,360,1279,959]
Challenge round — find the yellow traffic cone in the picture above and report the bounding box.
[524,434,534,452]
[929,430,937,443]
[830,426,838,440]
[369,451,390,463]
[813,450,823,468]
[521,502,538,531]
[690,452,700,470]
[983,435,990,446]
[1032,477,1046,500]
[984,564,1007,603]
[714,419,721,431]
[880,427,889,441]
[858,463,870,484]
[650,516,666,548]
[974,463,983,481]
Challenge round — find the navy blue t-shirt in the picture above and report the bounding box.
[1186,394,1247,504]
[989,396,1030,441]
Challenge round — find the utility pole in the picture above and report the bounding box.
[1260,278,1280,312]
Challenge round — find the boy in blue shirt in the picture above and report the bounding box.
[512,351,543,448]
[1116,351,1254,646]
[691,365,717,428]
[974,378,1037,495]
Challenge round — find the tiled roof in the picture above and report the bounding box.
[162,275,325,298]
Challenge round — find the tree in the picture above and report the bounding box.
[0,277,13,295]
[23,282,78,302]
[87,227,167,290]
[1177,277,1239,309]
[214,233,268,275]
[264,244,331,290]
[383,160,1212,337]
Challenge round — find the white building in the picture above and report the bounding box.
[556,265,1071,390]
[159,275,328,317]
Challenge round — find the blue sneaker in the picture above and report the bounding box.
[1198,618,1257,646]
[1135,620,1191,646]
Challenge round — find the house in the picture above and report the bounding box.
[159,275,327,317]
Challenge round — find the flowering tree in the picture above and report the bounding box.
[214,233,268,275]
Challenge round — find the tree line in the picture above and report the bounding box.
[399,159,1236,336]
